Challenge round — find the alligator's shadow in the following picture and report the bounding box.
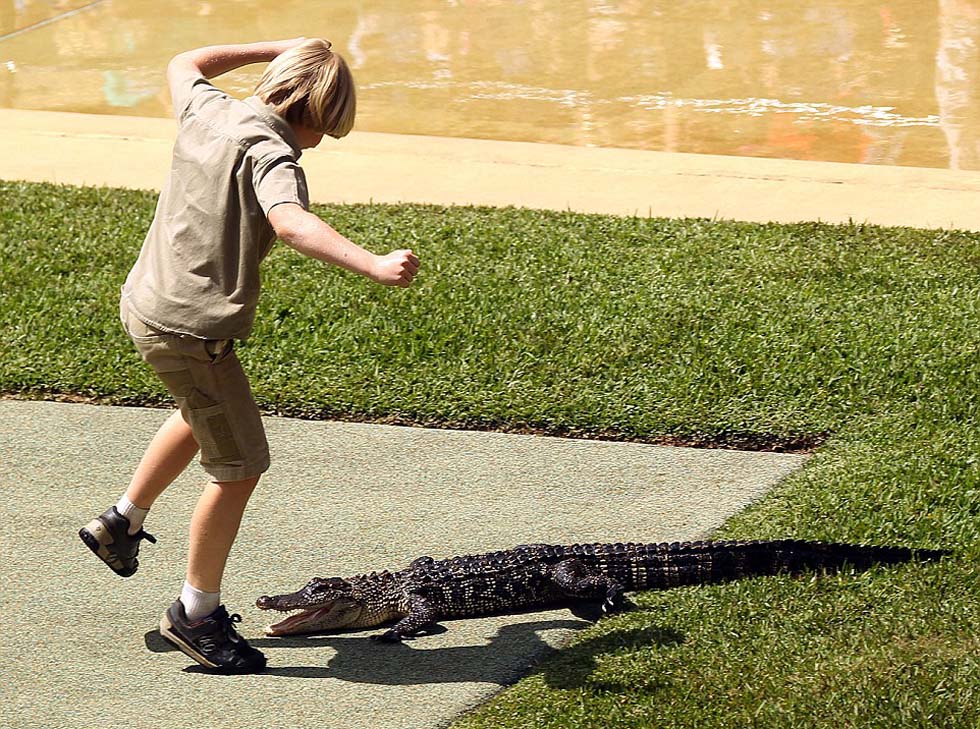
[145,608,685,686]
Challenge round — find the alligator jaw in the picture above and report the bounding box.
[259,597,370,636]
[256,579,363,636]
[264,607,335,637]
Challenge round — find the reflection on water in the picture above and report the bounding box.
[1,0,979,170]
[937,0,980,169]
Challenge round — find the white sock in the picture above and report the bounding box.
[180,581,221,622]
[115,495,149,535]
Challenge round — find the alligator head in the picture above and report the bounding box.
[256,577,368,636]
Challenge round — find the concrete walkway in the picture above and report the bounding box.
[1,399,806,729]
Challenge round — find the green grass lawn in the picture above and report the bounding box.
[2,180,978,726]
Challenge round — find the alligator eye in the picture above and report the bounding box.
[310,577,337,586]
[308,577,351,594]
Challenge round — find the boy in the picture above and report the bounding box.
[79,38,419,674]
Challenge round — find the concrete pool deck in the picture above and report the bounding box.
[3,107,980,230]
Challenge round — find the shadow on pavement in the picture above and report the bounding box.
[147,618,590,683]
[146,613,686,688]
[532,623,686,691]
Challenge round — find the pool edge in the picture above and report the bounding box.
[3,107,980,231]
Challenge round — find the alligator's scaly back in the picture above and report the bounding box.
[257,539,949,641]
[567,539,949,591]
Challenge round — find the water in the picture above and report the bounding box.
[2,0,978,170]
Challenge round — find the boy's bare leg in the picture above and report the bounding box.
[125,409,200,509]
[186,476,260,593]
[79,408,196,575]
[160,474,266,674]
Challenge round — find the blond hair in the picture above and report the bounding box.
[254,38,356,138]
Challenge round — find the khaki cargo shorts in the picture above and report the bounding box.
[121,300,270,482]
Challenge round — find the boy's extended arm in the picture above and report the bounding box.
[167,38,304,88]
[269,203,420,288]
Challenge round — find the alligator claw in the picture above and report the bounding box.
[373,630,405,643]
[603,594,625,613]
[604,595,638,615]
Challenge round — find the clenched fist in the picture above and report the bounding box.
[370,249,420,288]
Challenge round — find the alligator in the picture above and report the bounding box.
[255,539,948,642]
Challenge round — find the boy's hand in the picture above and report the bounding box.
[371,250,420,288]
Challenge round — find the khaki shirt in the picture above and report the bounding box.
[123,71,310,341]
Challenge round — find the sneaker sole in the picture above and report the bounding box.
[159,613,221,669]
[159,614,266,675]
[78,520,137,577]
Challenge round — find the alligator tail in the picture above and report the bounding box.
[631,539,950,590]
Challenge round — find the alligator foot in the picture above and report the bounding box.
[373,629,408,643]
[602,586,629,614]
[605,595,637,614]
[568,602,605,623]
[373,622,446,642]
[570,596,637,623]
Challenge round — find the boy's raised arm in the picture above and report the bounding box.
[167,38,305,100]
[269,203,419,288]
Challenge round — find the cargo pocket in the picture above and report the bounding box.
[187,403,243,466]
[157,369,200,404]
[205,339,234,365]
[122,305,167,343]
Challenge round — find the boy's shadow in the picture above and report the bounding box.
[145,606,684,687]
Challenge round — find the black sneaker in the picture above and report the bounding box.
[159,600,267,674]
[79,506,157,577]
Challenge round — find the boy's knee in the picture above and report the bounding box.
[212,475,261,490]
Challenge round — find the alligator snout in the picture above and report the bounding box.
[255,595,276,609]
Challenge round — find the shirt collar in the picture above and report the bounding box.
[245,96,303,158]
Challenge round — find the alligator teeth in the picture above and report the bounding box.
[265,607,331,636]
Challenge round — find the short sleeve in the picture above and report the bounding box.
[253,156,310,216]
[169,67,224,121]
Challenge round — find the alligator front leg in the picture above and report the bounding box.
[550,558,626,614]
[374,594,439,643]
